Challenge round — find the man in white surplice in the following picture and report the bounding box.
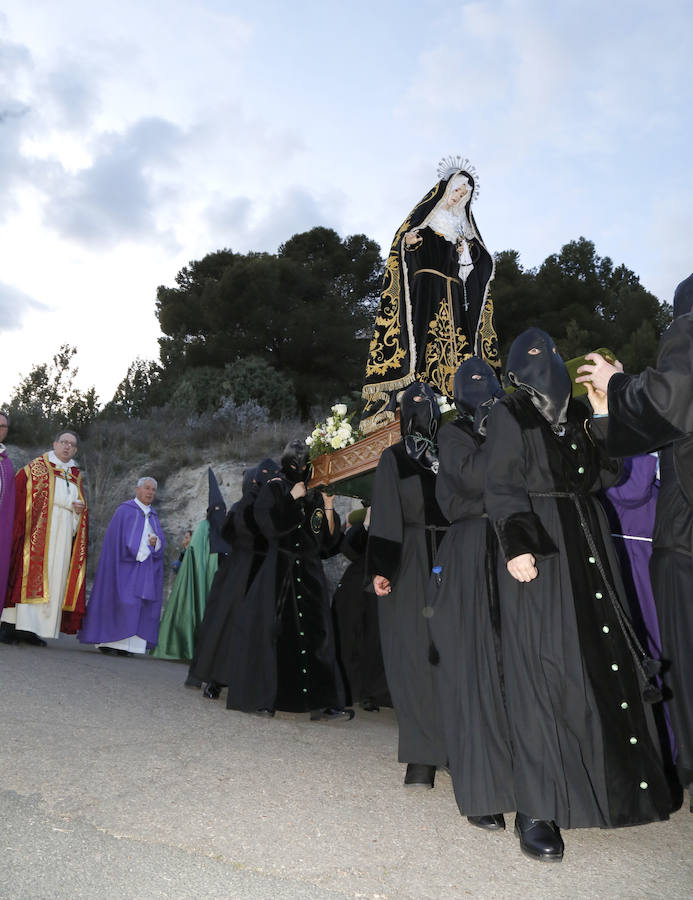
[0,431,88,646]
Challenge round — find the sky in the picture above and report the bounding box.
[1,0,691,405]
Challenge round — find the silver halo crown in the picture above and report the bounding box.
[437,155,479,203]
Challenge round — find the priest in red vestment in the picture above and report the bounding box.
[0,430,88,646]
[0,411,15,614]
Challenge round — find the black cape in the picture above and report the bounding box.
[366,443,448,766]
[484,393,672,828]
[607,313,693,786]
[190,494,266,686]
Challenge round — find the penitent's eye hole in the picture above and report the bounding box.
[528,347,541,356]
[471,374,483,380]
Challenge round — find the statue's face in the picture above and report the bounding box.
[448,183,468,205]
[446,175,471,209]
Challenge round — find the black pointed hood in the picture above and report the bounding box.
[453,357,504,434]
[506,328,572,430]
[399,382,440,472]
[242,458,280,501]
[281,440,311,484]
[673,273,693,318]
[206,468,229,554]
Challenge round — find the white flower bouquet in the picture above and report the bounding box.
[436,394,454,415]
[306,403,361,460]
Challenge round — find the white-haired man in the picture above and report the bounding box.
[79,477,165,656]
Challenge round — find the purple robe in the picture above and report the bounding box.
[604,455,662,657]
[0,449,16,612]
[604,455,676,755]
[79,500,166,649]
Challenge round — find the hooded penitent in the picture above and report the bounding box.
[243,458,280,500]
[399,383,441,473]
[361,156,500,433]
[506,328,572,431]
[206,467,230,555]
[453,356,504,435]
[280,440,311,485]
[673,272,693,318]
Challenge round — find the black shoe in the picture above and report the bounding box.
[467,814,506,831]
[404,763,436,788]
[514,812,564,862]
[184,673,202,689]
[310,708,355,721]
[254,709,275,718]
[99,646,116,655]
[203,681,221,699]
[0,622,18,644]
[360,697,380,712]
[115,649,132,657]
[16,630,47,647]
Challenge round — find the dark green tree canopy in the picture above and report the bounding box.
[155,227,384,416]
[492,237,671,372]
[105,358,165,418]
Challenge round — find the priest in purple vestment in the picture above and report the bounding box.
[79,476,166,655]
[0,412,15,613]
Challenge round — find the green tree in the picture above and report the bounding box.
[222,356,296,418]
[7,345,100,443]
[105,358,165,418]
[492,238,671,368]
[167,367,228,414]
[155,227,384,417]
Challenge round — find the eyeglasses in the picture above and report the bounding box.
[57,440,77,447]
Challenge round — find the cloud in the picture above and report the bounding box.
[0,281,49,331]
[204,187,346,254]
[206,195,253,236]
[0,37,34,216]
[399,0,691,161]
[0,34,31,86]
[40,60,100,130]
[44,116,186,248]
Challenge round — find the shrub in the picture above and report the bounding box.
[222,356,297,419]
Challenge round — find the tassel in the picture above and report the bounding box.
[642,683,663,704]
[642,657,662,678]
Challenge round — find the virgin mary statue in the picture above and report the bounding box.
[360,156,500,433]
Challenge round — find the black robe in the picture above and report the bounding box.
[484,393,672,828]
[225,479,345,714]
[427,419,514,815]
[366,443,448,767]
[332,523,390,708]
[607,313,693,787]
[189,496,266,686]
